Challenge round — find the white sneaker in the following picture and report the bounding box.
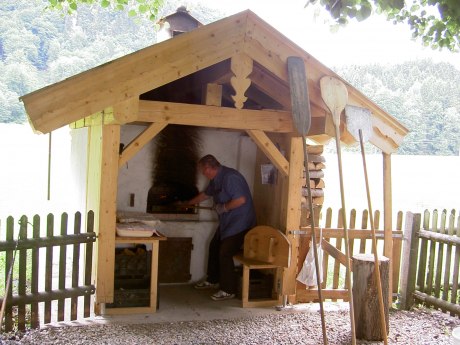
[211,290,235,301]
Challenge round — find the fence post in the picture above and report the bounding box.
[399,212,421,310]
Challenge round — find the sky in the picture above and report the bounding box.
[190,0,460,70]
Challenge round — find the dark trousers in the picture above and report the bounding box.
[206,228,247,294]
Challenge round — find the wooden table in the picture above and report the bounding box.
[105,234,167,315]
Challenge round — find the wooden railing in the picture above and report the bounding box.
[400,209,460,316]
[295,208,404,302]
[0,211,96,332]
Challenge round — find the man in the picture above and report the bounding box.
[186,154,256,301]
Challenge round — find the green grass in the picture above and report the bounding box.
[0,250,33,296]
[0,251,5,293]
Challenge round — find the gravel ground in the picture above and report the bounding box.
[1,307,459,344]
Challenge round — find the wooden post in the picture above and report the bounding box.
[352,253,390,341]
[282,136,303,298]
[399,212,421,310]
[89,121,120,310]
[383,152,393,306]
[392,212,404,299]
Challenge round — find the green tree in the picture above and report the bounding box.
[307,0,460,51]
[45,0,164,21]
[336,60,460,155]
[46,1,460,51]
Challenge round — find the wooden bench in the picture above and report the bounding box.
[234,225,291,308]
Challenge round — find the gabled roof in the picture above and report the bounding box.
[20,10,408,153]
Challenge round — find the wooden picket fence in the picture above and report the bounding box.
[2,207,458,331]
[0,211,96,332]
[400,209,460,316]
[296,207,404,302]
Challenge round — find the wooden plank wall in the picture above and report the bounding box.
[252,133,287,229]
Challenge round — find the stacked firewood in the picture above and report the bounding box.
[300,145,325,227]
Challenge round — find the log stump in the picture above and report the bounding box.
[352,253,390,341]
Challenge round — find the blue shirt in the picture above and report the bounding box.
[205,166,256,240]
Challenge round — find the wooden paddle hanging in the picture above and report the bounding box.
[319,76,356,345]
[287,56,328,345]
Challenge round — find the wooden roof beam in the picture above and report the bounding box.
[242,13,408,153]
[21,12,250,134]
[137,100,295,132]
[250,64,291,109]
[118,122,167,168]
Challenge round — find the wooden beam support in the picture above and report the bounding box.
[246,129,289,177]
[95,124,120,305]
[250,63,327,117]
[383,152,393,306]
[203,83,222,106]
[250,63,291,109]
[297,288,349,301]
[282,136,303,296]
[72,101,328,138]
[70,109,114,129]
[138,100,294,133]
[113,97,139,124]
[322,239,350,268]
[118,123,167,168]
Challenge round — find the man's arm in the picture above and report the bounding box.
[223,196,246,211]
[214,196,246,215]
[186,192,210,205]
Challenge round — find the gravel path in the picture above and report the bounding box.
[2,307,459,344]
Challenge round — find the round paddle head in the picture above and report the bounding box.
[287,56,311,136]
[319,76,348,128]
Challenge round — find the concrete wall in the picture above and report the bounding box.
[70,127,89,215]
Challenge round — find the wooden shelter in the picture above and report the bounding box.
[20,10,408,314]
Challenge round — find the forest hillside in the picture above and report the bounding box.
[1,1,459,155]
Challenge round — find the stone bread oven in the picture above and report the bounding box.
[146,125,200,214]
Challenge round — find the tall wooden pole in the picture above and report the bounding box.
[383,152,393,306]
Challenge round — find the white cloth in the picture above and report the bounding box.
[296,229,323,287]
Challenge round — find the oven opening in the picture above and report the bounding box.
[147,183,199,214]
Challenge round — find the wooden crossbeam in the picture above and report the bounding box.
[138,100,295,132]
[118,123,167,168]
[299,228,403,239]
[246,129,289,177]
[321,239,349,268]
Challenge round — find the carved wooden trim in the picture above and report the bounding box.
[230,53,253,109]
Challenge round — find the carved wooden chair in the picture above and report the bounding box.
[234,225,291,308]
